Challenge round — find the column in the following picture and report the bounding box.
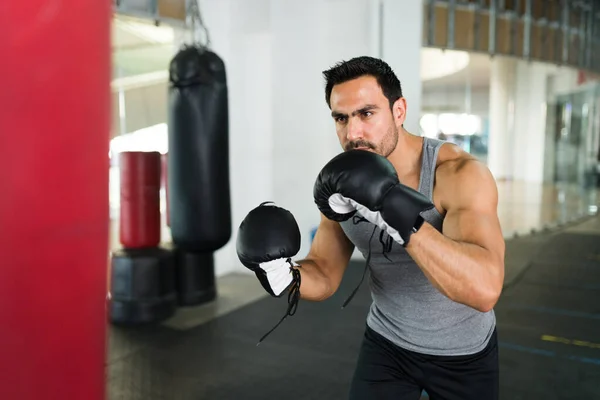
[487,56,517,180]
[1,1,110,399]
[512,60,549,183]
[380,0,424,134]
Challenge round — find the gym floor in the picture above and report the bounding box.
[107,214,600,400]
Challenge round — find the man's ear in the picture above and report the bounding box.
[392,97,407,126]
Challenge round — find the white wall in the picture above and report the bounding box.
[270,0,376,259]
[189,0,423,276]
[194,0,374,277]
[380,0,424,135]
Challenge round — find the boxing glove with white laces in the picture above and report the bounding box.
[236,201,304,345]
[236,201,301,297]
[313,150,435,247]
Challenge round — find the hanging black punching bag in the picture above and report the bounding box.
[168,45,232,252]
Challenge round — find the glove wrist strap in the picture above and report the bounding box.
[257,259,301,346]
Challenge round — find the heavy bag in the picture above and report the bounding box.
[168,45,231,252]
[119,151,162,249]
[174,249,216,306]
[2,0,110,397]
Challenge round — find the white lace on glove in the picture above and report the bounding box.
[328,193,406,246]
[259,258,300,296]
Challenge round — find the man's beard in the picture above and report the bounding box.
[344,126,398,157]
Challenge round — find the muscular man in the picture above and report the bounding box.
[237,56,505,400]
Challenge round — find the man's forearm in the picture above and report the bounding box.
[292,259,334,302]
[406,223,503,312]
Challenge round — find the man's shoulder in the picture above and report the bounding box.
[433,143,496,208]
[434,142,484,181]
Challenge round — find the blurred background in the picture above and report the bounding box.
[109,0,600,274]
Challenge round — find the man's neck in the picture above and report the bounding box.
[387,129,424,179]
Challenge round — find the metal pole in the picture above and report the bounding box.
[448,0,456,49]
[554,0,561,64]
[524,0,532,59]
[489,0,497,55]
[586,0,594,69]
[512,0,521,56]
[578,4,587,68]
[592,3,600,70]
[562,0,570,65]
[474,0,485,51]
[427,0,436,46]
[590,0,598,71]
[541,0,549,61]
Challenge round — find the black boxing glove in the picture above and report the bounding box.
[236,202,301,297]
[313,150,435,246]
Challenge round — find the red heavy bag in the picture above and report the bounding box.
[0,0,110,398]
[120,151,162,248]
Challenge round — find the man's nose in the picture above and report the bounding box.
[346,118,363,141]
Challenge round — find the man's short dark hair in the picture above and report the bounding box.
[322,56,403,109]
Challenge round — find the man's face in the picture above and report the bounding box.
[329,75,403,157]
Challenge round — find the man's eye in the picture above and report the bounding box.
[363,111,372,117]
[336,116,347,123]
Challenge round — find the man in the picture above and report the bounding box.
[236,56,505,400]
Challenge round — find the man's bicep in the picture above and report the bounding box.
[443,208,504,255]
[441,161,505,260]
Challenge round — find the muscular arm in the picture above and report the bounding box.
[405,159,505,312]
[293,214,355,301]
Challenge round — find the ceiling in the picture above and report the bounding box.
[421,48,492,90]
[111,16,493,90]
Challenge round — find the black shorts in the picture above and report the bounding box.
[349,325,499,400]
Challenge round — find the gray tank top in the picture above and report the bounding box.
[339,137,496,356]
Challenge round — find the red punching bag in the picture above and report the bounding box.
[119,151,162,249]
[0,1,111,399]
[109,151,177,325]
